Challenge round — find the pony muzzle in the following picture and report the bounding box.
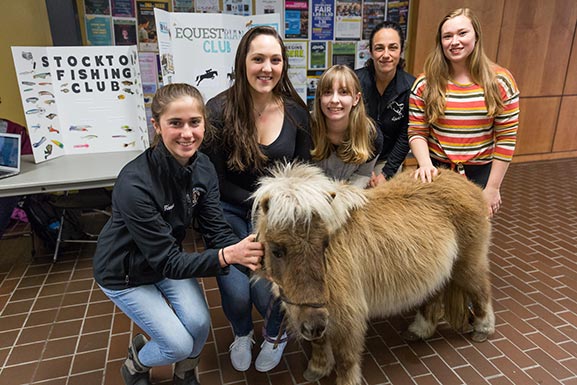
[298,307,329,341]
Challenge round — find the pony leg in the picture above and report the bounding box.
[403,292,444,341]
[444,259,495,342]
[470,298,495,342]
[463,275,494,342]
[303,335,334,382]
[331,321,366,385]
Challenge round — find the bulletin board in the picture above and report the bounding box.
[77,0,411,110]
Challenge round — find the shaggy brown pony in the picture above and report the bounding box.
[251,163,494,385]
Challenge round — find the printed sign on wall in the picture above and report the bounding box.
[12,46,148,163]
[155,9,280,101]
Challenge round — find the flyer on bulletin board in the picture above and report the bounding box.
[85,15,113,46]
[335,0,362,39]
[137,0,169,51]
[155,9,280,101]
[285,0,309,39]
[311,0,334,41]
[285,41,308,103]
[11,46,148,164]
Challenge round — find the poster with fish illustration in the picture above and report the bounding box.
[11,46,148,163]
[154,9,281,101]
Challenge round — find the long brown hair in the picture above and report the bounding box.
[423,8,504,124]
[221,26,306,172]
[311,65,376,164]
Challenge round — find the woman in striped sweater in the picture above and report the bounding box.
[408,8,519,217]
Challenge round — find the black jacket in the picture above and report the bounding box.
[355,66,415,178]
[93,141,238,289]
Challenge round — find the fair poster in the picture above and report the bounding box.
[285,0,309,39]
[308,41,327,69]
[195,0,220,13]
[113,18,138,45]
[332,41,355,69]
[111,0,135,17]
[335,0,362,39]
[12,46,148,163]
[355,40,370,68]
[155,9,281,101]
[285,41,307,103]
[137,0,170,51]
[362,0,385,39]
[311,0,334,41]
[223,0,252,15]
[85,15,113,46]
[173,0,195,12]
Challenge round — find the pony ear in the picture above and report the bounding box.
[260,195,270,214]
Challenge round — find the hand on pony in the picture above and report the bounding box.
[413,165,439,183]
[368,171,386,188]
[221,234,264,271]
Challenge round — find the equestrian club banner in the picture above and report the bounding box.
[12,45,148,163]
[154,9,281,101]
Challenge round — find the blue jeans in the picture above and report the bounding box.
[217,201,284,337]
[100,278,210,367]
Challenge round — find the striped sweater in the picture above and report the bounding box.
[408,66,519,164]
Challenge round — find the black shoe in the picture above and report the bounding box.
[173,372,200,385]
[173,356,200,385]
[121,363,152,385]
[121,334,151,385]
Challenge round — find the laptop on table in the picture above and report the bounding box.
[0,132,21,180]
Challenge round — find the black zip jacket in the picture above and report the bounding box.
[93,141,238,290]
[355,66,416,179]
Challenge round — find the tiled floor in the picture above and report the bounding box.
[1,158,577,385]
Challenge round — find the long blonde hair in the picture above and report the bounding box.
[311,65,376,164]
[423,8,504,124]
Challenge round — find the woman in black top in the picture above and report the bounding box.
[355,21,416,185]
[203,26,311,373]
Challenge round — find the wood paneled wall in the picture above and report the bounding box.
[407,0,577,163]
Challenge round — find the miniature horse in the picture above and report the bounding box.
[252,163,494,385]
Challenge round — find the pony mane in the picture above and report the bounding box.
[251,162,367,234]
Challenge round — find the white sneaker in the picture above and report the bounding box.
[229,331,255,371]
[254,333,288,372]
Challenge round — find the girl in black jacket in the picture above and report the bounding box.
[355,21,416,185]
[93,84,263,385]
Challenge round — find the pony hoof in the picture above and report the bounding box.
[303,368,324,382]
[471,331,489,342]
[401,330,422,341]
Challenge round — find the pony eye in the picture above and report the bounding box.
[270,243,285,259]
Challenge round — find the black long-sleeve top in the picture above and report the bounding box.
[93,141,238,290]
[355,66,415,178]
[204,93,312,210]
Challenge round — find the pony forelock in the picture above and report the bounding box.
[251,162,366,233]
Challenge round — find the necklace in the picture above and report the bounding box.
[254,100,280,119]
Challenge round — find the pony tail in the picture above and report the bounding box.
[442,281,472,333]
